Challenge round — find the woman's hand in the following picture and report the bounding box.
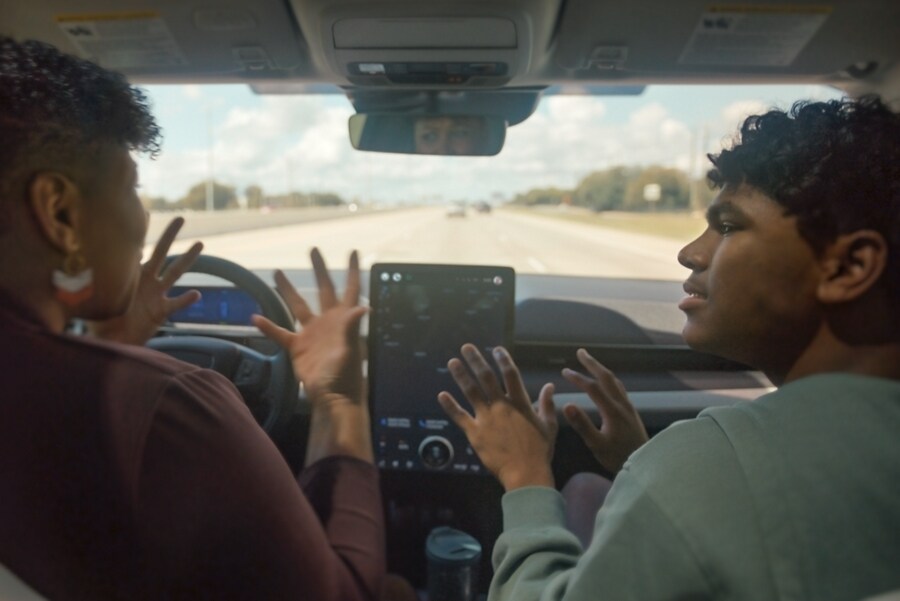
[252,249,371,465]
[89,217,202,345]
[561,349,649,474]
[438,344,558,492]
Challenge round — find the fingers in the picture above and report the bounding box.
[536,383,558,431]
[164,289,201,315]
[460,344,505,401]
[146,217,186,274]
[448,345,541,415]
[562,367,614,425]
[344,305,369,339]
[251,314,294,349]
[274,269,313,325]
[310,248,338,310]
[281,249,360,325]
[563,404,605,452]
[342,250,361,306]
[446,357,489,408]
[492,346,530,407]
[561,350,646,474]
[563,349,629,421]
[576,349,630,407]
[437,391,475,435]
[271,251,362,329]
[160,242,203,288]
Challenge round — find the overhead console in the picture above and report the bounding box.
[290,0,562,88]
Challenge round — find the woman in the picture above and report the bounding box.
[0,36,395,600]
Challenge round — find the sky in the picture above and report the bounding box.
[135,83,842,206]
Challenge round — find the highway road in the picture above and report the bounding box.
[147,206,691,281]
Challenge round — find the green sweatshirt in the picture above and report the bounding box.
[491,373,900,601]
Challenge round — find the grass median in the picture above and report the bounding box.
[503,206,707,241]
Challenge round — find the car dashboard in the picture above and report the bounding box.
[157,268,772,593]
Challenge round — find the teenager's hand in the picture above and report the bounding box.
[438,344,557,491]
[562,349,649,474]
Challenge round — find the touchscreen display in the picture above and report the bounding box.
[368,263,515,473]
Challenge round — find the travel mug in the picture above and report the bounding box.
[426,526,482,601]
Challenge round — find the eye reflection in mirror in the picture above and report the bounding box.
[414,116,484,155]
[349,113,506,156]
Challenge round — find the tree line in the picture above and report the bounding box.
[509,165,714,212]
[142,181,347,212]
[141,166,715,213]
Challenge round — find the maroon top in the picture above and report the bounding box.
[0,292,384,600]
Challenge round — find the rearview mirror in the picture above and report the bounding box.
[348,114,506,156]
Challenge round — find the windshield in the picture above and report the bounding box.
[140,84,841,280]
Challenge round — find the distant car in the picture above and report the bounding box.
[445,204,467,218]
[474,201,492,214]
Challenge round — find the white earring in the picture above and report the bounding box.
[52,253,94,306]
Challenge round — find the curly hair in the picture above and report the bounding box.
[0,36,160,227]
[708,96,900,301]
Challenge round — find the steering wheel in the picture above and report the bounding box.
[147,255,298,436]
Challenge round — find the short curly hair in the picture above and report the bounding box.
[0,36,160,228]
[708,96,900,301]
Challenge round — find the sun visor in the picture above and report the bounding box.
[3,0,307,82]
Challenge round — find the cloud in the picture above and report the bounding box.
[461,97,696,198]
[135,86,833,204]
[719,99,769,132]
[138,93,692,202]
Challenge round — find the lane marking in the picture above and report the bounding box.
[527,257,547,273]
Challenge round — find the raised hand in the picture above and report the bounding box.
[252,248,371,465]
[561,349,649,474]
[89,217,202,345]
[438,344,558,492]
